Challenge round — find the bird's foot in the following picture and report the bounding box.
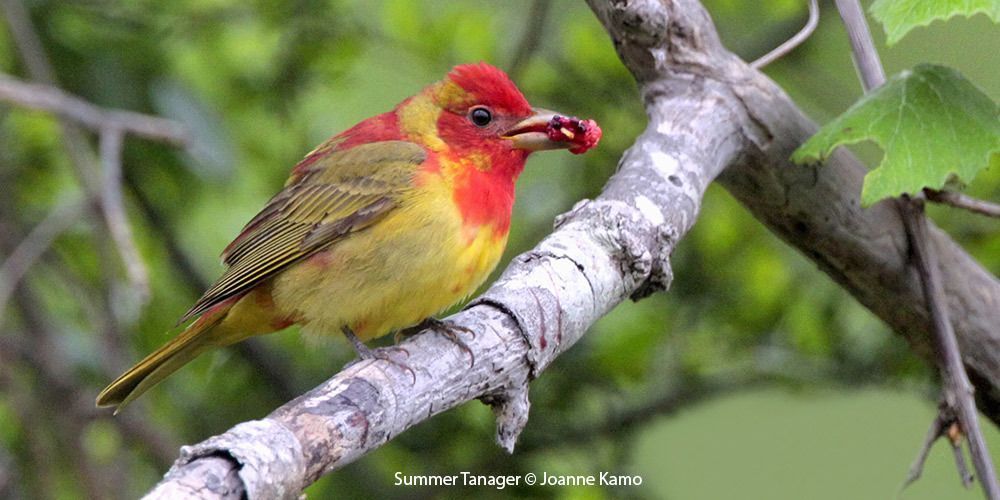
[396,317,475,367]
[342,325,415,382]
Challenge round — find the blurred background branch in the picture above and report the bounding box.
[0,196,83,321]
[507,0,553,81]
[1,0,161,309]
[0,75,188,144]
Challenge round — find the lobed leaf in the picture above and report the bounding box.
[792,64,1000,206]
[871,0,1000,45]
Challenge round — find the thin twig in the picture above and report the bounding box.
[0,0,55,82]
[507,0,553,80]
[0,198,85,324]
[902,406,972,492]
[1,0,107,188]
[99,126,150,301]
[1,3,186,482]
[0,1,185,145]
[925,189,1000,219]
[832,0,885,91]
[2,0,188,319]
[901,198,999,496]
[834,1,999,497]
[950,422,976,489]
[751,0,820,69]
[0,74,189,145]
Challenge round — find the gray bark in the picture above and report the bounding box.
[146,0,1000,498]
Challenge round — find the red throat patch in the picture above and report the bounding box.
[447,147,528,238]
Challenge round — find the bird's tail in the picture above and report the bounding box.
[96,299,236,413]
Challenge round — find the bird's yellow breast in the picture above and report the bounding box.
[270,168,508,342]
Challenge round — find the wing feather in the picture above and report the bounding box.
[180,140,427,323]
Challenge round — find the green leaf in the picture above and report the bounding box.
[792,64,1000,206]
[871,0,1000,45]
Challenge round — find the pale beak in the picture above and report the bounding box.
[503,108,567,151]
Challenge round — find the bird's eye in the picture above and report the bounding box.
[469,107,493,127]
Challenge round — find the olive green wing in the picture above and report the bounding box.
[180,140,427,322]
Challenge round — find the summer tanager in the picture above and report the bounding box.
[97,63,601,411]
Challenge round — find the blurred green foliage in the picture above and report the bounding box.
[0,1,997,499]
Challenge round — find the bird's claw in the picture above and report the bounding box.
[342,325,416,383]
[396,317,475,367]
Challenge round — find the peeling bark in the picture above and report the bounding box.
[146,0,1000,498]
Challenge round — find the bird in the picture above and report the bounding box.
[96,62,601,411]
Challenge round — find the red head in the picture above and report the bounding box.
[391,63,600,177]
[387,63,603,234]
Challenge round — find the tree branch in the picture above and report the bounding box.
[1,0,188,310]
[710,16,1000,431]
[0,198,84,323]
[831,0,885,88]
[832,0,998,496]
[507,0,553,80]
[901,197,999,496]
[925,189,1000,219]
[146,0,1000,497]
[0,74,189,145]
[98,126,151,304]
